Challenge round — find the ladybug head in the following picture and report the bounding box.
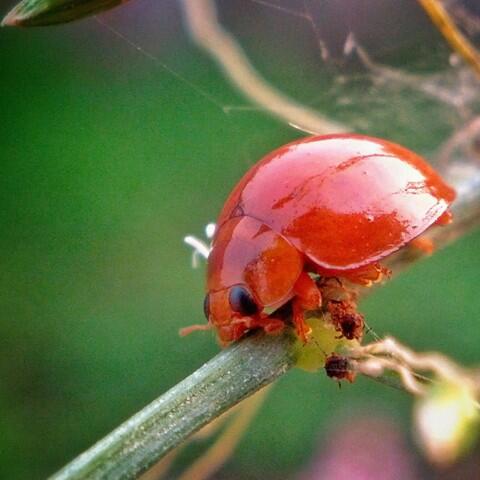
[203,285,260,342]
[205,216,303,342]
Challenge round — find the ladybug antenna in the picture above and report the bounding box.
[179,323,212,337]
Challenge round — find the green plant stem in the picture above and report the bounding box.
[50,332,297,480]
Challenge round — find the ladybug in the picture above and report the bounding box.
[191,134,455,344]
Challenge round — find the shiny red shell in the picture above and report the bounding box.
[205,134,455,342]
[215,134,455,270]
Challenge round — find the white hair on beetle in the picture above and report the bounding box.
[184,223,216,268]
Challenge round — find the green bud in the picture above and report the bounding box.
[294,315,359,373]
[414,379,480,466]
[2,0,130,27]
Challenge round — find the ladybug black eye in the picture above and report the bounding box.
[229,286,258,316]
[203,294,210,319]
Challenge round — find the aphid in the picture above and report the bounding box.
[327,300,364,341]
[324,353,355,383]
[188,134,455,344]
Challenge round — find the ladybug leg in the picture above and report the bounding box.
[292,271,322,342]
[435,209,453,226]
[260,317,286,335]
[231,315,285,340]
[409,235,435,255]
[292,301,311,343]
[213,321,250,345]
[342,262,390,286]
[316,277,353,303]
[228,317,256,342]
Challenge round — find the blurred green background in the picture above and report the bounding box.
[0,0,479,478]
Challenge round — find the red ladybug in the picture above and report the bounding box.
[193,134,455,344]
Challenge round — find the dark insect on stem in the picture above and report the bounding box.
[324,353,356,383]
